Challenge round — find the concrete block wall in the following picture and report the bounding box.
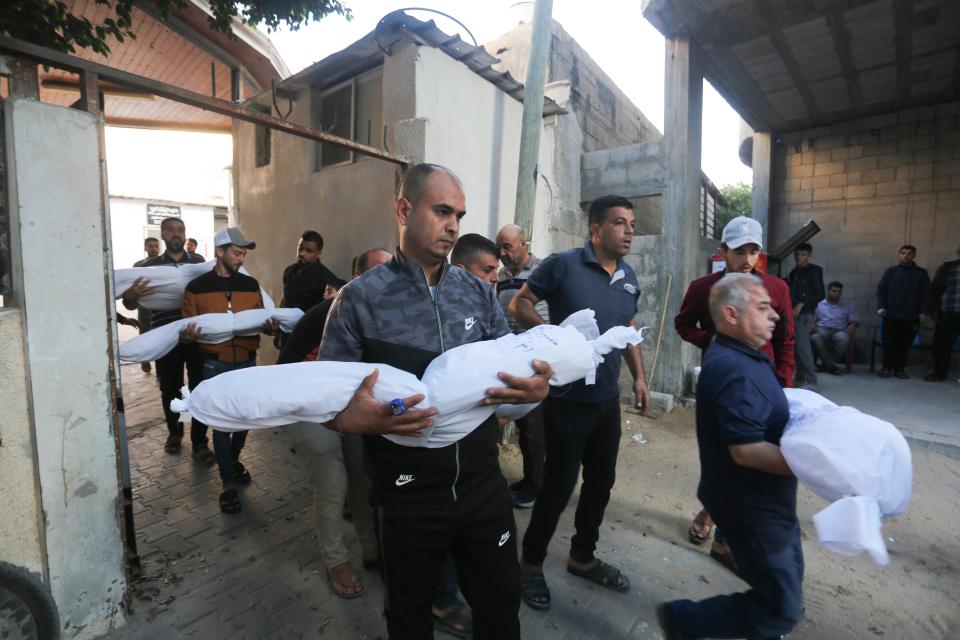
[619,235,719,397]
[770,101,960,360]
[485,20,661,155]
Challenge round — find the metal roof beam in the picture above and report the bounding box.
[134,1,259,94]
[0,35,408,166]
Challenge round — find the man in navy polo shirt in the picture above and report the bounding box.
[509,195,650,610]
[657,273,803,640]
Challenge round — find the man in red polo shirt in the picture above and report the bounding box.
[674,215,795,571]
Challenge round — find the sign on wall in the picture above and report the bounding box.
[146,204,181,226]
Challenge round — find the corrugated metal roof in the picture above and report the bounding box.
[248,11,564,116]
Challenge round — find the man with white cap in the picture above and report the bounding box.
[674,215,795,571]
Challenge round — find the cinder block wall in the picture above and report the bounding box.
[769,101,960,361]
[485,20,662,154]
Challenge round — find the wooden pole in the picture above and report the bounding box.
[649,275,673,385]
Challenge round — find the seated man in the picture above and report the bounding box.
[812,281,860,374]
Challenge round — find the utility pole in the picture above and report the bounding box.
[513,0,553,243]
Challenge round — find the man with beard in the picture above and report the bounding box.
[135,237,161,267]
[180,227,276,514]
[495,223,549,509]
[281,230,340,312]
[876,245,931,379]
[510,195,650,611]
[122,217,207,457]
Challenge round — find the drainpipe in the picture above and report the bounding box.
[513,0,553,243]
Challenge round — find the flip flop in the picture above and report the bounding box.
[433,603,473,638]
[520,573,551,611]
[328,566,364,599]
[566,559,630,592]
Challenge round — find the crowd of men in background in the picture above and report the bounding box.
[121,163,959,640]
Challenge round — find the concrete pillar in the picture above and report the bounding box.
[4,98,127,638]
[751,130,773,244]
[656,37,704,397]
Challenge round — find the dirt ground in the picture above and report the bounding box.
[498,405,960,639]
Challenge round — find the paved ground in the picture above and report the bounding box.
[103,360,960,640]
[106,363,672,640]
[810,363,960,457]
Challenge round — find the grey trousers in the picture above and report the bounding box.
[812,328,851,370]
[794,313,818,385]
[287,424,378,568]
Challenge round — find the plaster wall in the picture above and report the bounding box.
[0,308,45,577]
[531,82,588,259]
[414,45,524,240]
[4,99,126,638]
[234,46,412,310]
[770,101,960,359]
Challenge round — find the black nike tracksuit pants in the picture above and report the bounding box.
[366,416,520,640]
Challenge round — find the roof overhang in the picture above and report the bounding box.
[247,11,564,117]
[643,0,960,133]
[37,0,288,131]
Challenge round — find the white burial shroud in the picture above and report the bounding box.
[114,261,276,311]
[780,388,912,565]
[118,308,304,363]
[170,310,645,448]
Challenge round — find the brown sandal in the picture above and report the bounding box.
[688,510,713,545]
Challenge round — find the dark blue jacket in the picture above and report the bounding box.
[876,262,931,320]
[786,263,824,315]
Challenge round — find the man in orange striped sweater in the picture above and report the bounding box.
[180,227,278,514]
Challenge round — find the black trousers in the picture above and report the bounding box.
[671,515,804,638]
[931,312,960,377]
[522,396,621,566]
[377,482,520,640]
[517,404,545,489]
[882,317,916,370]
[155,342,205,444]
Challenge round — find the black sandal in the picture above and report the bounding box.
[567,559,630,592]
[433,602,473,638]
[233,462,252,485]
[520,573,551,611]
[219,489,241,514]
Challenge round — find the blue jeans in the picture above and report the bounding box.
[202,358,256,485]
[671,519,804,639]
